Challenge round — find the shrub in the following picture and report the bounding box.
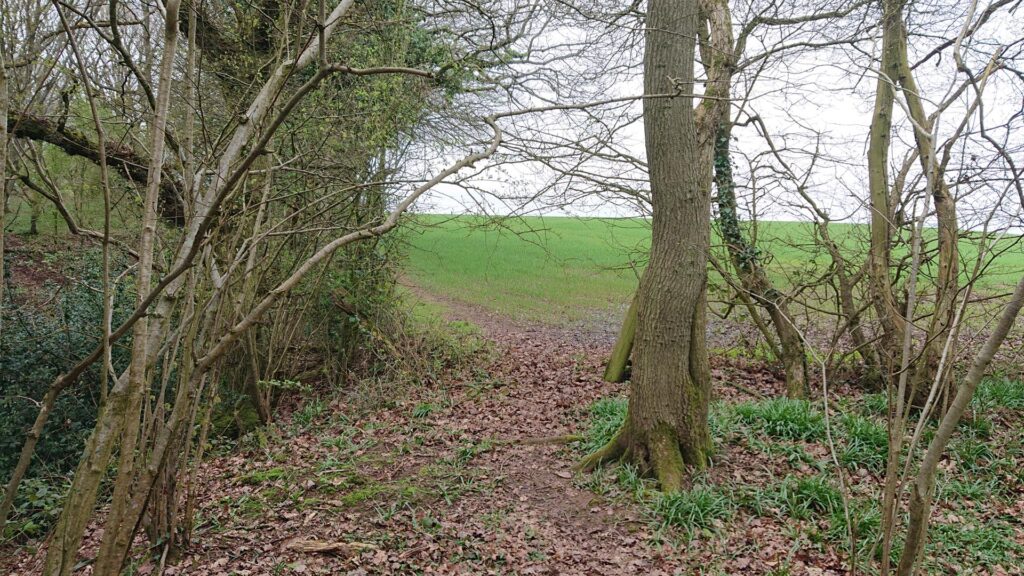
[0,477,69,540]
[1,248,134,479]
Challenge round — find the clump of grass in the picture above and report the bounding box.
[838,414,888,472]
[958,414,993,438]
[828,499,882,561]
[616,463,649,499]
[709,402,740,441]
[241,466,288,485]
[581,396,627,454]
[938,475,1001,503]
[929,519,1024,570]
[859,392,888,416]
[778,474,842,519]
[293,397,326,428]
[972,378,1024,411]
[735,398,825,441]
[412,402,437,419]
[951,432,994,472]
[653,485,733,535]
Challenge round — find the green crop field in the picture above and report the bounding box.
[401,214,1024,323]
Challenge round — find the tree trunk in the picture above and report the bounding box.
[898,274,1024,575]
[866,0,907,385]
[713,126,807,398]
[604,294,637,383]
[893,26,959,409]
[580,0,713,491]
[44,2,182,572]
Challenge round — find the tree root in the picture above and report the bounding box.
[576,426,629,473]
[494,434,583,446]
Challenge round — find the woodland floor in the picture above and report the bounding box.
[4,284,1024,575]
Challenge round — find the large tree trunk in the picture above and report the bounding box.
[713,126,807,398]
[581,0,713,491]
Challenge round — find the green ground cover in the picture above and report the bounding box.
[401,214,1024,322]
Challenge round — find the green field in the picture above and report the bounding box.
[402,214,1024,323]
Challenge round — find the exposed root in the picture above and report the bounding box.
[495,434,583,446]
[285,539,378,556]
[576,426,629,473]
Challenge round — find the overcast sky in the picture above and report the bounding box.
[411,2,1023,232]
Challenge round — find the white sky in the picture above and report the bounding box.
[412,2,1024,231]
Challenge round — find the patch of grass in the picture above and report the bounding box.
[581,396,627,454]
[735,398,825,441]
[951,433,994,472]
[777,474,842,519]
[957,413,993,438]
[838,414,888,472]
[412,402,437,419]
[938,475,1002,504]
[858,392,888,416]
[342,476,424,509]
[615,463,653,500]
[403,215,1024,322]
[320,425,373,456]
[973,378,1024,410]
[929,519,1024,570]
[451,439,494,467]
[402,216,648,322]
[709,402,740,441]
[827,498,882,561]
[293,397,326,429]
[743,434,822,470]
[241,467,289,485]
[653,485,734,535]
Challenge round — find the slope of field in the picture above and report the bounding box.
[402,214,1024,323]
[400,215,649,322]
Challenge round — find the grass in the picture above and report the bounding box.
[401,215,648,322]
[579,390,1024,572]
[654,486,734,534]
[580,396,628,453]
[837,414,888,472]
[401,214,1024,323]
[972,378,1024,411]
[734,398,825,441]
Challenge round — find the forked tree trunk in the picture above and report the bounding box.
[581,0,712,491]
[713,126,807,398]
[44,2,182,573]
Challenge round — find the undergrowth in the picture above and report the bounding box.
[579,388,1024,571]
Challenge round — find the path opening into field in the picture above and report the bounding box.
[8,276,1021,575]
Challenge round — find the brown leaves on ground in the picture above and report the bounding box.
[9,293,1017,575]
